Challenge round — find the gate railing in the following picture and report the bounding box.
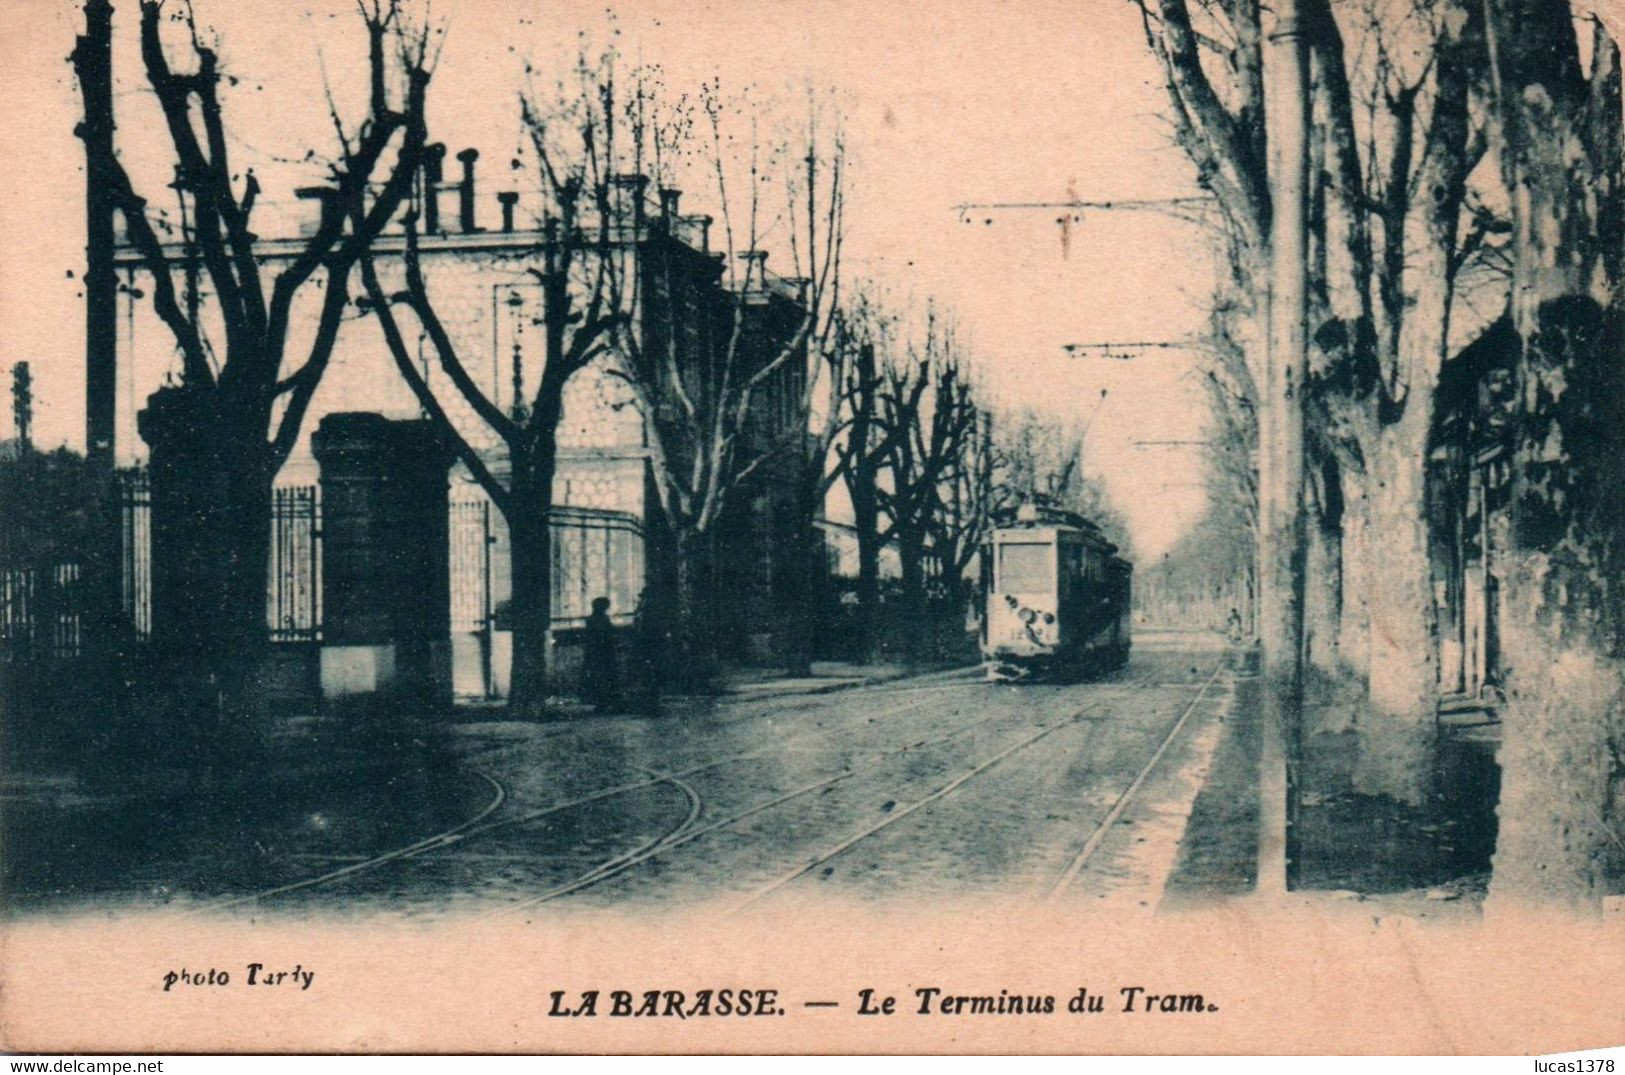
[448,498,647,633]
[548,506,646,628]
[268,485,321,642]
[7,478,644,664]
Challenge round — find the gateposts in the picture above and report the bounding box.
[312,413,452,706]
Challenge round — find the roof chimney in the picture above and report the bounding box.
[423,143,447,233]
[739,249,768,287]
[456,147,480,233]
[497,191,519,233]
[295,185,342,237]
[612,173,649,225]
[683,214,713,252]
[658,187,681,222]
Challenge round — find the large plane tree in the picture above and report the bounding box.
[76,0,430,735]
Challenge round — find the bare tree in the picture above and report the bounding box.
[608,82,844,684]
[833,297,893,661]
[764,99,850,676]
[1191,291,1261,636]
[872,311,981,662]
[1137,0,1489,804]
[357,48,634,716]
[76,0,429,728]
[1481,2,1623,914]
[988,404,1131,553]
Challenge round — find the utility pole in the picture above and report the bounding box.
[76,0,117,469]
[1257,0,1310,897]
[12,362,33,453]
[73,0,127,731]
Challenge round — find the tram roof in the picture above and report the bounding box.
[991,507,1121,557]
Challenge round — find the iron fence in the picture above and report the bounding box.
[269,485,321,642]
[549,505,646,628]
[6,475,643,673]
[120,467,151,639]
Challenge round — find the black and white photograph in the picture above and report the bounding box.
[0,0,1621,1056]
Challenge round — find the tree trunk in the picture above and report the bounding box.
[1480,0,1623,917]
[1353,415,1437,805]
[1337,461,1371,682]
[504,443,559,719]
[1305,470,1342,679]
[779,474,820,677]
[1492,494,1621,912]
[673,530,720,691]
[897,527,926,664]
[217,450,273,728]
[506,499,551,718]
[849,460,882,663]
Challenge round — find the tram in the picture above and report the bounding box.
[981,501,1132,681]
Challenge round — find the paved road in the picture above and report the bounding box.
[3,635,1234,918]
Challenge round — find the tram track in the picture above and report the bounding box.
[1043,660,1225,900]
[725,699,1115,914]
[477,669,1167,916]
[193,682,976,912]
[186,658,1195,917]
[725,661,1223,913]
[193,769,510,915]
[473,687,1068,919]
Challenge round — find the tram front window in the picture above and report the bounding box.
[999,542,1054,592]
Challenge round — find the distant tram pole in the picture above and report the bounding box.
[77,0,117,469]
[73,0,126,722]
[1257,0,1310,897]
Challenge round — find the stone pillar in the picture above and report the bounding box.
[313,413,452,706]
[138,385,228,665]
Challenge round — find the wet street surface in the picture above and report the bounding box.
[3,636,1234,919]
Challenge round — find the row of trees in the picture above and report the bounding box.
[73,1,1127,723]
[1135,0,1621,910]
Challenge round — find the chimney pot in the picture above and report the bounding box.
[295,185,342,235]
[658,187,682,220]
[423,143,447,233]
[612,173,650,225]
[497,191,520,233]
[682,213,713,252]
[456,147,480,233]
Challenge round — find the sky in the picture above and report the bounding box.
[0,0,1223,560]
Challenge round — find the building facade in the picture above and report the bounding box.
[110,151,811,701]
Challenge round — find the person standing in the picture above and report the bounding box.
[582,596,620,711]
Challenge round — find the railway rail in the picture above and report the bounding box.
[193,680,987,914]
[186,657,1223,917]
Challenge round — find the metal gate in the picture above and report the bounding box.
[120,467,151,640]
[269,485,321,642]
[450,497,497,698]
[111,474,322,645]
[448,498,646,699]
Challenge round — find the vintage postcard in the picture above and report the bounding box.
[1,0,1622,1056]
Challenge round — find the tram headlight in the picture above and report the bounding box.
[1019,607,1038,625]
[1043,612,1055,625]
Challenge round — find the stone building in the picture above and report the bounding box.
[111,149,811,702]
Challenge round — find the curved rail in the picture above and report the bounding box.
[470,692,1033,918]
[196,688,951,911]
[195,768,508,915]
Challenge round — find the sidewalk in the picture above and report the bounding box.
[1160,667,1501,920]
[437,657,983,722]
